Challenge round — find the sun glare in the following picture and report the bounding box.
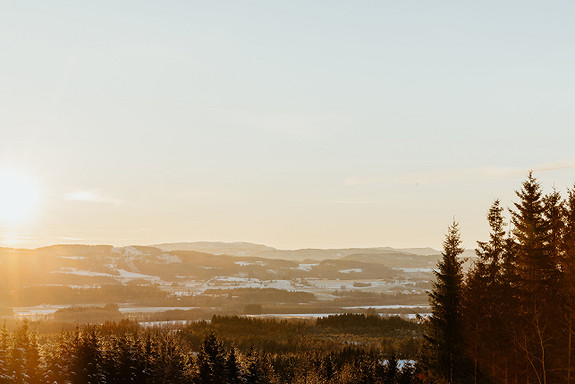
[0,170,41,225]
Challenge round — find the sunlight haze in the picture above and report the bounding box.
[1,1,575,250]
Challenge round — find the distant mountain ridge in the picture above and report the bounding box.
[151,241,446,261]
[0,244,397,296]
[0,242,475,296]
[0,243,473,309]
[152,241,276,256]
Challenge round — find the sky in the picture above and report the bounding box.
[1,1,575,250]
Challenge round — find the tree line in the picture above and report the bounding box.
[0,318,422,384]
[423,173,575,384]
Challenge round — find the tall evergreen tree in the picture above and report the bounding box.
[424,220,469,384]
[23,328,42,384]
[0,323,10,384]
[196,332,227,384]
[476,199,507,276]
[224,347,242,384]
[563,185,575,383]
[463,199,514,383]
[243,347,268,384]
[509,173,562,383]
[544,188,565,270]
[510,172,556,292]
[152,333,188,384]
[69,327,104,384]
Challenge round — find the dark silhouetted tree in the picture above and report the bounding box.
[509,173,563,383]
[424,220,470,383]
[196,332,227,384]
[463,199,510,383]
[69,327,104,384]
[0,323,10,384]
[224,347,242,384]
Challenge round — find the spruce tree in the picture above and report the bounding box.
[510,172,556,292]
[424,220,469,384]
[463,200,513,383]
[23,328,42,384]
[197,332,227,384]
[509,173,561,383]
[242,347,265,384]
[70,327,104,384]
[563,185,575,383]
[224,347,242,384]
[0,323,10,384]
[152,332,188,384]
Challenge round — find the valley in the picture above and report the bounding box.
[0,242,458,322]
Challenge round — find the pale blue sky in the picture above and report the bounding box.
[1,1,574,249]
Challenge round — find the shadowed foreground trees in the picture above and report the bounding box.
[0,319,422,384]
[423,221,470,383]
[432,173,575,384]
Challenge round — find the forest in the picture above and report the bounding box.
[0,172,573,384]
[0,316,422,384]
[424,173,575,384]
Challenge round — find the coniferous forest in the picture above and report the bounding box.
[1,173,574,383]
[424,173,575,384]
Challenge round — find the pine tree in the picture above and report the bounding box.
[10,321,31,384]
[115,334,140,384]
[424,220,469,384]
[544,188,565,270]
[152,332,188,384]
[463,199,514,383]
[384,353,399,383]
[509,173,561,383]
[476,200,507,277]
[0,323,10,384]
[44,332,74,384]
[224,347,242,384]
[23,328,42,384]
[510,172,556,292]
[563,185,575,383]
[69,327,104,384]
[243,347,264,384]
[196,332,227,384]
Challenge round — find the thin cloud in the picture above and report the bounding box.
[65,191,122,205]
[331,198,386,204]
[345,159,575,186]
[532,160,575,173]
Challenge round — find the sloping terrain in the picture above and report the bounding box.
[0,244,441,316]
[0,244,405,288]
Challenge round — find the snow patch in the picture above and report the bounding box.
[53,268,115,278]
[339,268,362,274]
[343,305,431,310]
[58,256,86,260]
[119,306,197,313]
[158,253,181,263]
[234,261,264,267]
[140,320,191,327]
[247,313,336,319]
[13,305,69,317]
[116,269,160,281]
[124,247,143,256]
[395,267,435,273]
[298,264,318,271]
